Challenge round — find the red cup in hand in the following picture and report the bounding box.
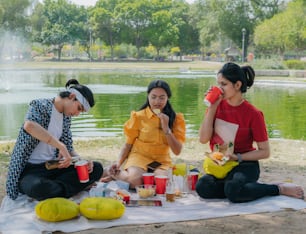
[75,160,89,183]
[204,86,223,106]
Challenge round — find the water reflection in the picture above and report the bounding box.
[1,69,306,141]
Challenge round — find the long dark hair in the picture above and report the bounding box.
[218,62,255,93]
[59,79,95,107]
[139,80,176,129]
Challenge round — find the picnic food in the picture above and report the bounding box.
[35,197,79,222]
[206,151,228,166]
[153,109,161,114]
[80,197,125,220]
[212,152,224,161]
[203,142,238,179]
[136,185,156,198]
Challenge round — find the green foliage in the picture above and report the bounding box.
[284,60,306,70]
[254,0,306,56]
[251,57,286,69]
[0,0,304,62]
[37,0,90,60]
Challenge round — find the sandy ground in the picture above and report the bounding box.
[1,137,306,233]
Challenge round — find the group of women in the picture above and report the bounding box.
[6,62,304,202]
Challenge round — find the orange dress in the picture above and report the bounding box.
[123,106,186,171]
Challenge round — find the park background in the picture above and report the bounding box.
[0,0,305,68]
[0,0,306,233]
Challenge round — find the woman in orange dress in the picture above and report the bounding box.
[102,80,186,188]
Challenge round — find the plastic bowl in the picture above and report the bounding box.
[136,185,156,198]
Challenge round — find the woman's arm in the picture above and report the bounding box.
[117,143,132,167]
[159,113,183,155]
[230,141,270,162]
[164,130,182,155]
[109,143,132,175]
[199,106,218,144]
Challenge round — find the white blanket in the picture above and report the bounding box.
[1,192,306,234]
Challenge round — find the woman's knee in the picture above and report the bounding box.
[195,176,216,198]
[22,178,65,200]
[224,180,243,203]
[91,161,103,180]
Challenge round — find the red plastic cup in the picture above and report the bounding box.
[75,160,89,183]
[188,172,199,191]
[142,173,155,185]
[155,175,168,195]
[204,86,222,106]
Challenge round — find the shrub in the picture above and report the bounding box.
[284,60,306,70]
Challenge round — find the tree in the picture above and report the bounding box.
[38,0,88,60]
[254,0,306,57]
[117,0,152,59]
[192,0,286,60]
[190,0,220,58]
[0,0,33,60]
[171,0,200,60]
[91,0,122,60]
[144,0,181,59]
[0,0,32,33]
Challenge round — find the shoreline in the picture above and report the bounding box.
[0,60,305,78]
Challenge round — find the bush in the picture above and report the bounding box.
[252,58,286,70]
[284,60,306,70]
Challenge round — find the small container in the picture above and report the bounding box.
[136,185,156,198]
[204,86,223,106]
[116,189,131,203]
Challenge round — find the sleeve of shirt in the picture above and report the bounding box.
[124,111,140,145]
[25,99,46,125]
[252,110,268,142]
[172,113,186,143]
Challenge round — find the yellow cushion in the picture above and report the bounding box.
[35,197,79,222]
[80,197,125,220]
[203,157,239,179]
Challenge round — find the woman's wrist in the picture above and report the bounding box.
[46,135,52,144]
[236,153,243,163]
[164,128,172,135]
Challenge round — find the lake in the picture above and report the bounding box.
[0,69,306,141]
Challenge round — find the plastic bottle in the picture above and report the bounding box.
[165,168,175,202]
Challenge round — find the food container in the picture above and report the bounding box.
[136,185,156,198]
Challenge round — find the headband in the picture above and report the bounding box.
[68,88,91,112]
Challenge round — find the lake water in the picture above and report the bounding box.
[1,69,306,141]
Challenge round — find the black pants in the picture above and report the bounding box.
[196,161,279,203]
[19,161,103,201]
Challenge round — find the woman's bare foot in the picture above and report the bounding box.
[278,183,304,199]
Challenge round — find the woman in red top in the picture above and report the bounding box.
[196,62,304,203]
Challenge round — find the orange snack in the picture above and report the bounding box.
[212,152,224,160]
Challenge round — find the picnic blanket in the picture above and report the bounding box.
[1,191,306,234]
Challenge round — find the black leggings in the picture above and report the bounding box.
[196,161,279,203]
[19,161,103,201]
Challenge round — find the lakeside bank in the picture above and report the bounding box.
[0,60,305,78]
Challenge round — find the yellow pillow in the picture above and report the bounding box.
[80,197,125,220]
[35,197,79,222]
[203,157,238,179]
